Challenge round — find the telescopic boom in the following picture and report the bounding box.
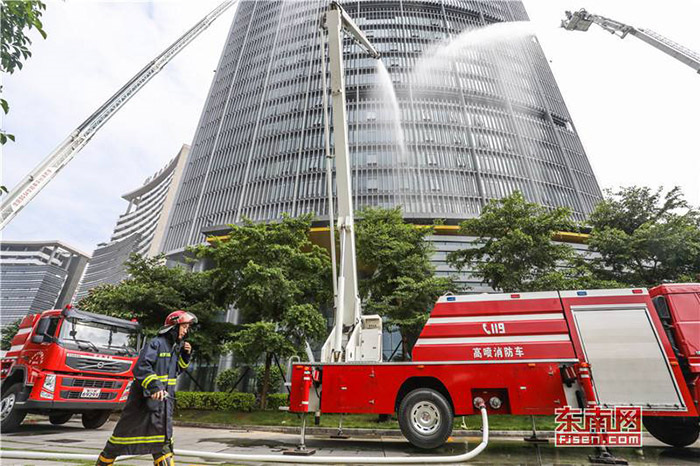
[0,1,236,230]
[561,9,700,74]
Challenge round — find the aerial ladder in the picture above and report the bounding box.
[561,8,700,74]
[319,2,383,363]
[0,1,236,230]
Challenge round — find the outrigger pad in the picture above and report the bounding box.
[523,435,549,444]
[588,451,628,465]
[283,448,317,456]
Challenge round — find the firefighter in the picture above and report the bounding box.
[95,310,197,466]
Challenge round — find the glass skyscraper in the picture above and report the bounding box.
[74,145,189,301]
[0,241,89,327]
[162,0,601,255]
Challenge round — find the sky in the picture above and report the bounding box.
[2,0,699,255]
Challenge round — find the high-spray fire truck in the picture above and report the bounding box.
[1,307,141,432]
[287,2,700,452]
[290,285,700,449]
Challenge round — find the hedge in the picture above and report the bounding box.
[176,391,256,412]
[265,393,289,411]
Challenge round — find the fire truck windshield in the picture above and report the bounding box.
[58,318,139,356]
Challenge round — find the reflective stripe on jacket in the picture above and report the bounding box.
[105,330,190,456]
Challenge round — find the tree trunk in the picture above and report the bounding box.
[260,352,272,410]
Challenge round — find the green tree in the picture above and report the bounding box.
[195,215,331,408]
[1,319,21,351]
[448,192,576,292]
[588,187,700,286]
[1,0,47,175]
[255,364,282,396]
[529,257,623,291]
[78,255,233,363]
[214,367,241,392]
[356,207,453,359]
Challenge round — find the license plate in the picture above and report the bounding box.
[80,388,101,398]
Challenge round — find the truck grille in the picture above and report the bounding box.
[65,356,131,374]
[62,378,123,389]
[60,390,118,401]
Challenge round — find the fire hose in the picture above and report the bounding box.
[0,406,489,464]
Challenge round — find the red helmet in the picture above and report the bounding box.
[158,310,198,334]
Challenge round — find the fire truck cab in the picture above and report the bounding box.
[1,307,141,432]
[290,285,700,449]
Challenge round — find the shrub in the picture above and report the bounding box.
[215,367,241,392]
[176,391,255,412]
[265,393,289,411]
[254,365,283,395]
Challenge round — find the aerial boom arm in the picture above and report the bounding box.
[321,2,381,363]
[0,1,236,230]
[562,9,700,74]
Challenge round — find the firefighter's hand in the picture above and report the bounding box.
[183,342,192,354]
[151,390,167,401]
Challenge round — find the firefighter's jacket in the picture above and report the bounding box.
[105,330,191,455]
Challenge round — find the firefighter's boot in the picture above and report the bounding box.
[95,454,115,466]
[153,452,174,466]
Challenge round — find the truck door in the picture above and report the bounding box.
[561,290,689,413]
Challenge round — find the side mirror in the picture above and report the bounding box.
[31,334,52,344]
[31,318,53,344]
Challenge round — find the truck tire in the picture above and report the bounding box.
[644,416,700,447]
[82,410,111,429]
[1,383,27,432]
[49,413,73,425]
[398,388,453,450]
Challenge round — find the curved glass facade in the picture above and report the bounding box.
[163,0,601,254]
[75,146,189,301]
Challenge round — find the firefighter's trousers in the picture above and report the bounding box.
[95,440,174,466]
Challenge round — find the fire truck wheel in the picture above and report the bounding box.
[643,416,700,448]
[49,412,73,425]
[82,410,112,429]
[398,388,453,449]
[1,383,27,432]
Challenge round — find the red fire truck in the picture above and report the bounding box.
[289,284,700,449]
[287,3,700,454]
[1,306,141,432]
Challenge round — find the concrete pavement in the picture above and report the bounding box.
[1,415,699,465]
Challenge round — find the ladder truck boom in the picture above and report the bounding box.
[561,8,700,74]
[0,1,236,230]
[320,2,383,363]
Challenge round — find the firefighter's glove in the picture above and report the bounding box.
[151,390,168,401]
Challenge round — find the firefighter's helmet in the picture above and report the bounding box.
[158,310,198,334]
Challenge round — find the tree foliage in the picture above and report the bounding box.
[1,0,46,73]
[1,0,47,153]
[1,319,21,351]
[214,367,241,392]
[356,207,453,358]
[195,215,331,408]
[448,192,579,292]
[77,255,232,363]
[588,187,700,286]
[255,364,283,396]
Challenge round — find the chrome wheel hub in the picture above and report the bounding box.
[410,401,440,434]
[1,393,16,421]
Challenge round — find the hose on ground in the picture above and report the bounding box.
[0,406,489,464]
